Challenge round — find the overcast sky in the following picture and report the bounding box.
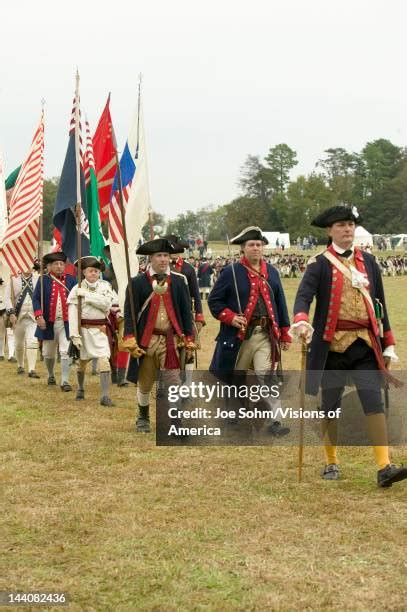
[1,0,407,220]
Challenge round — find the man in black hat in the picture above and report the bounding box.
[5,261,41,378]
[122,238,197,433]
[197,257,214,301]
[67,256,118,407]
[292,205,406,487]
[32,252,77,391]
[162,234,206,389]
[208,226,292,436]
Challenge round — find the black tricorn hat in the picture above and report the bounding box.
[32,258,41,271]
[74,256,105,272]
[230,226,269,245]
[43,252,67,265]
[136,238,177,256]
[311,205,362,228]
[160,234,189,253]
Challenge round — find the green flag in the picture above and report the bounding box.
[85,119,108,263]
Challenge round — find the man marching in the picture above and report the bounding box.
[208,226,292,436]
[122,238,197,433]
[164,234,206,387]
[32,252,76,391]
[67,257,117,407]
[5,262,40,378]
[291,205,406,487]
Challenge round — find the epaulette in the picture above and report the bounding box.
[306,250,326,266]
[171,270,188,285]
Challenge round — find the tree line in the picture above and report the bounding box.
[42,138,407,243]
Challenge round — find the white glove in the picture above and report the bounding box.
[71,335,82,349]
[382,345,399,363]
[289,321,314,344]
[77,288,88,297]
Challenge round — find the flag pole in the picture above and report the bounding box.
[74,70,82,330]
[39,101,45,314]
[111,124,138,341]
[135,74,154,241]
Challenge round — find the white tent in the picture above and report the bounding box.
[354,226,373,247]
[262,232,291,249]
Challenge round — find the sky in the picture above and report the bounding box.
[1,0,407,221]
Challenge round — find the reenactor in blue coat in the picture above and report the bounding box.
[122,238,197,433]
[208,226,292,436]
[32,252,76,391]
[292,205,406,487]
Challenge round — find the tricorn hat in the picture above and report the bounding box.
[161,234,189,251]
[43,252,67,265]
[230,226,269,245]
[74,256,105,272]
[136,238,177,256]
[311,205,362,228]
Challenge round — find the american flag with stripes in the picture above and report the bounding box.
[0,113,44,275]
[108,140,135,244]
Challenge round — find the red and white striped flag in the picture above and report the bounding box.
[0,113,44,275]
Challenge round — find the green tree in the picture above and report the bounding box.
[264,144,298,194]
[42,177,59,240]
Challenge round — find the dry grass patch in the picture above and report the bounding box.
[1,277,406,610]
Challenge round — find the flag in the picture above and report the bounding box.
[0,152,8,244]
[93,94,115,222]
[0,114,44,275]
[84,117,108,262]
[108,93,151,309]
[53,77,90,263]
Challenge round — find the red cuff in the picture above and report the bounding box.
[280,326,292,343]
[195,313,205,323]
[123,334,135,341]
[34,309,43,318]
[383,330,396,348]
[218,308,236,326]
[293,312,309,324]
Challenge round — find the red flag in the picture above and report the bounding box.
[92,94,115,221]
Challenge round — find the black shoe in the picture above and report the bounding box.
[266,421,290,437]
[321,463,340,480]
[136,416,151,432]
[0,356,4,361]
[377,464,407,488]
[28,370,40,378]
[100,396,115,407]
[47,375,56,386]
[17,366,25,375]
[8,356,17,363]
[117,367,129,387]
[60,383,72,392]
[76,389,85,400]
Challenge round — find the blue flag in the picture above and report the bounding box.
[53,131,90,263]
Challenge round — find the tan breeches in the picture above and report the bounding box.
[78,357,111,373]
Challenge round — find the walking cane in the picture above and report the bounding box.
[298,338,307,482]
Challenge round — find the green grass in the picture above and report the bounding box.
[1,277,406,610]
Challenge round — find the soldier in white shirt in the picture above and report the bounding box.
[67,257,118,407]
[5,263,40,377]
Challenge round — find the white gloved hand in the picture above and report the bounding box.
[71,335,82,349]
[288,321,314,344]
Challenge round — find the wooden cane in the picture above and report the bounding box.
[298,338,307,482]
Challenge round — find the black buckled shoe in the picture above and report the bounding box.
[136,416,151,432]
[60,382,72,392]
[377,464,407,488]
[100,396,115,407]
[321,464,340,480]
[47,376,56,386]
[28,370,40,378]
[266,421,290,437]
[17,366,25,375]
[76,389,85,401]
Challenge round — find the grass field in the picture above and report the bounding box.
[1,276,406,610]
